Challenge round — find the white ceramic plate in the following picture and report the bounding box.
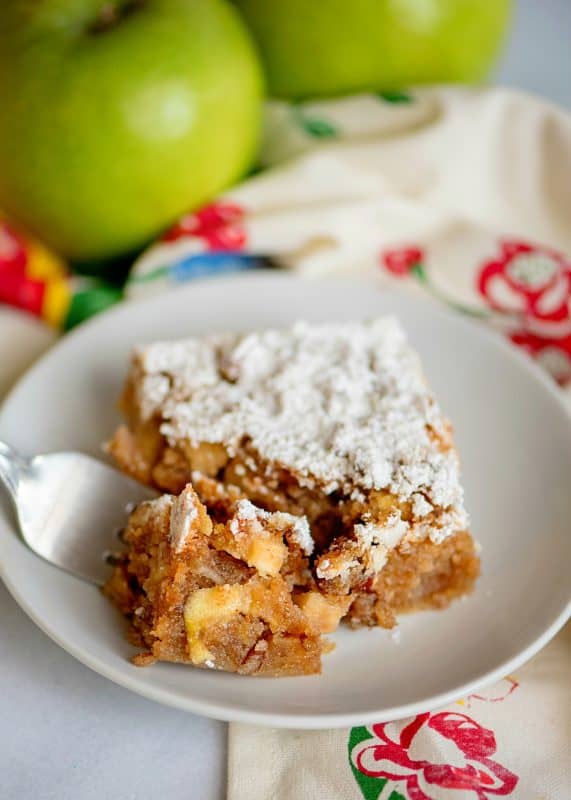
[1,273,570,729]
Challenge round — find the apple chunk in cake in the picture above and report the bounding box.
[108,317,479,656]
[103,485,339,675]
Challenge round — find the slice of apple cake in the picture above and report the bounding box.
[106,318,479,675]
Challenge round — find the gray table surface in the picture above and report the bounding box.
[1,1,570,798]
[496,0,571,110]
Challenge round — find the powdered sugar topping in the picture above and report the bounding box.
[411,493,434,519]
[271,512,313,555]
[230,499,313,555]
[134,318,466,518]
[169,488,199,552]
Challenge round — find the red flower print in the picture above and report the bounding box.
[0,271,45,315]
[510,329,571,385]
[466,677,519,707]
[351,712,518,799]
[477,240,571,326]
[163,202,247,251]
[381,246,424,277]
[0,221,27,274]
[457,678,520,711]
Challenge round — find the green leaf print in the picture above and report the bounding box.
[348,727,405,800]
[291,104,339,138]
[377,90,413,104]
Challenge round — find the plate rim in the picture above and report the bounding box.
[1,272,570,729]
[2,560,569,729]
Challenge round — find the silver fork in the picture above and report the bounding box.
[0,440,156,585]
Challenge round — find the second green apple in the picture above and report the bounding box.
[233,0,512,99]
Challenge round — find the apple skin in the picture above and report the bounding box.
[233,0,512,99]
[0,0,264,262]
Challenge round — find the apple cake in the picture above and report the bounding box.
[106,317,479,675]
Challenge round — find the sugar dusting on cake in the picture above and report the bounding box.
[134,318,467,526]
[169,488,199,552]
[230,499,313,555]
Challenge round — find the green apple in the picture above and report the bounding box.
[233,0,512,99]
[0,0,263,262]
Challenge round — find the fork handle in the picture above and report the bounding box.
[0,440,28,501]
